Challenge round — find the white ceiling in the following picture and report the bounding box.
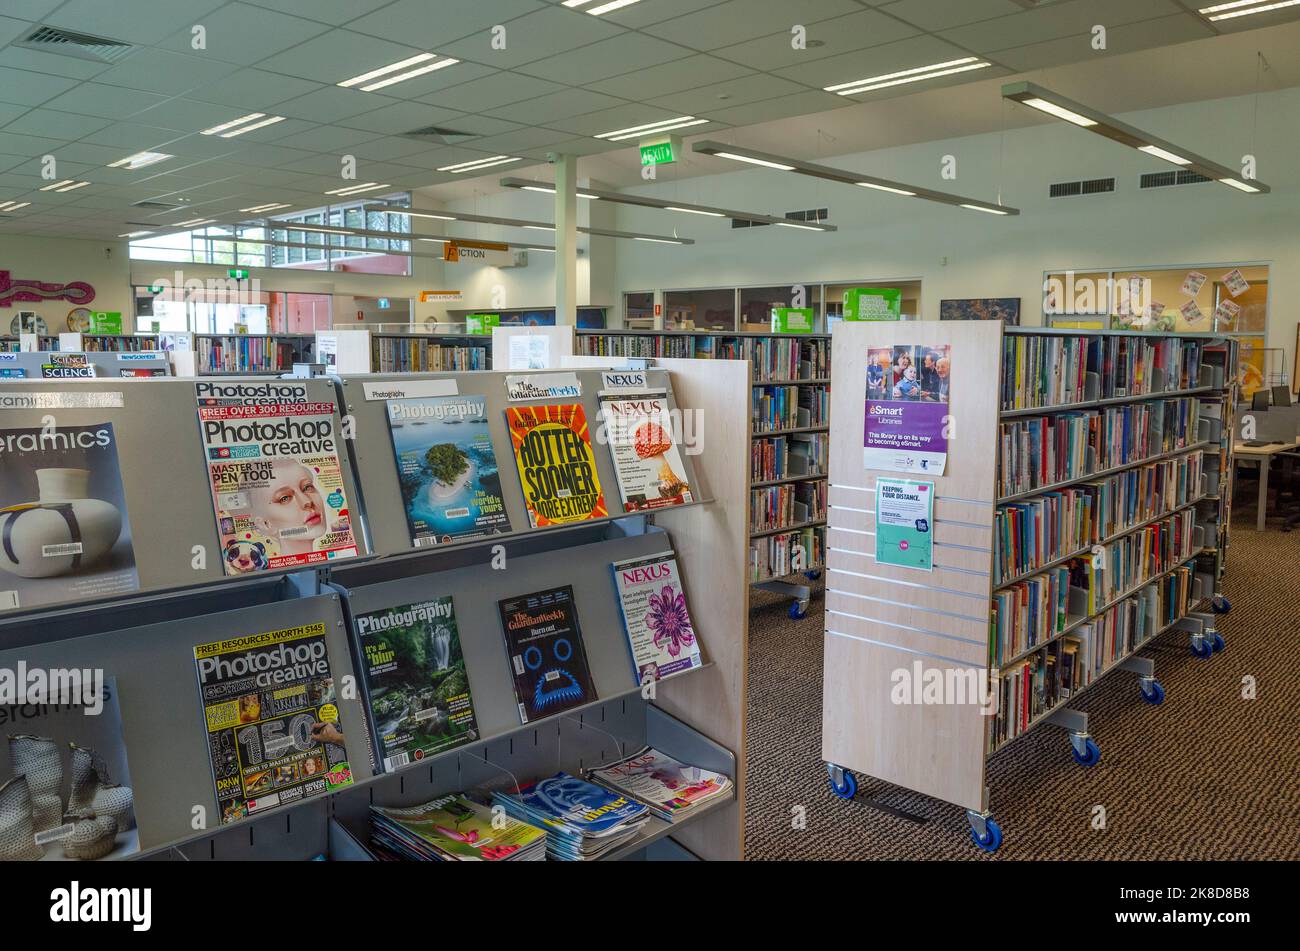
[0,0,1296,238]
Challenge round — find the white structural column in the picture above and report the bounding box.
[554,153,578,325]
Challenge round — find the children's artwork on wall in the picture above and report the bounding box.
[939,298,1020,325]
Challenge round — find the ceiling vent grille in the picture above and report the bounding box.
[18,25,135,64]
[1049,177,1115,198]
[402,126,478,145]
[1140,170,1211,189]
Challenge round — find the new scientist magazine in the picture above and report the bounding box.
[505,403,608,528]
[0,422,139,612]
[195,381,359,575]
[384,394,511,547]
[355,596,479,772]
[193,623,353,824]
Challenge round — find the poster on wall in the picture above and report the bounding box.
[864,344,951,475]
[1180,271,1207,297]
[938,298,1020,325]
[1221,268,1250,297]
[874,478,934,571]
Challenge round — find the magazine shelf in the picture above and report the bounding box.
[0,362,749,862]
[820,322,1235,853]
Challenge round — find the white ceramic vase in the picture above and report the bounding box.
[0,468,122,578]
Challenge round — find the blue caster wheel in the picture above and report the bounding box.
[1211,631,1226,653]
[1191,638,1213,659]
[789,602,808,620]
[828,766,857,799]
[1072,736,1101,767]
[804,569,822,580]
[1212,596,1231,614]
[970,818,1003,853]
[1140,680,1165,705]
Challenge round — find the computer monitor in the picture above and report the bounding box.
[1272,385,1293,408]
[1251,390,1270,411]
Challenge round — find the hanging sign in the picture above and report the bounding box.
[419,290,463,303]
[875,478,934,571]
[864,343,951,475]
[444,240,512,266]
[465,314,500,335]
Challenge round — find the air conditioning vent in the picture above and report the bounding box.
[1049,177,1115,198]
[730,218,769,229]
[785,207,829,222]
[132,200,182,210]
[18,25,135,64]
[402,126,478,144]
[1140,170,1211,189]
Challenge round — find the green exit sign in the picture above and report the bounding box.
[640,141,677,166]
[228,268,249,279]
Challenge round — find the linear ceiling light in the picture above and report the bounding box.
[1002,81,1270,194]
[324,182,391,196]
[497,177,838,231]
[0,201,30,211]
[437,155,522,173]
[173,218,215,227]
[520,184,600,199]
[825,57,990,96]
[201,113,285,137]
[594,116,709,141]
[40,180,90,192]
[691,141,1018,215]
[337,53,460,91]
[118,230,153,237]
[1199,0,1300,21]
[365,202,697,242]
[564,0,644,15]
[239,202,293,213]
[108,151,173,169]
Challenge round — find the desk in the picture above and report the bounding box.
[1233,439,1300,530]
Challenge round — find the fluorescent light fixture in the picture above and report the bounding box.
[825,57,989,96]
[633,236,684,245]
[220,115,285,137]
[337,53,434,88]
[521,184,599,199]
[960,204,1010,215]
[564,0,644,13]
[173,218,215,227]
[324,182,391,196]
[594,116,708,141]
[858,182,916,196]
[359,57,458,92]
[523,225,555,231]
[201,112,285,137]
[692,141,1018,215]
[0,201,30,211]
[437,155,522,173]
[664,206,726,217]
[40,180,90,193]
[524,246,556,252]
[1003,81,1270,195]
[498,177,837,231]
[201,112,264,134]
[775,221,827,231]
[118,230,153,237]
[107,151,173,169]
[1138,145,1192,165]
[1020,97,1097,127]
[240,202,293,213]
[1200,0,1300,21]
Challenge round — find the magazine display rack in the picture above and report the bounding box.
[819,322,1235,852]
[0,363,748,861]
[0,349,171,378]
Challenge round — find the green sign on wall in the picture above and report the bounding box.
[640,141,676,166]
[465,314,500,335]
[91,311,123,333]
[843,287,902,321]
[771,307,814,334]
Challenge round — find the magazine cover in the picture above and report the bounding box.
[505,403,608,527]
[195,381,359,575]
[0,422,140,612]
[386,394,511,547]
[0,676,139,860]
[497,585,596,723]
[193,622,353,824]
[370,795,546,861]
[494,772,648,836]
[610,550,702,683]
[598,391,694,512]
[588,746,732,816]
[355,596,479,772]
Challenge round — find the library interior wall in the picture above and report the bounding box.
[0,234,133,330]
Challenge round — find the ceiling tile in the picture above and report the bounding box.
[40,83,170,120]
[992,14,1215,72]
[275,86,392,122]
[80,123,190,151]
[880,0,1025,31]
[243,0,394,26]
[702,88,848,126]
[273,124,378,153]
[255,29,425,85]
[589,0,733,30]
[327,61,498,102]
[336,101,468,135]
[584,53,754,100]
[0,103,29,126]
[0,66,79,106]
[0,15,33,46]
[641,0,862,51]
[92,50,239,95]
[0,130,69,158]
[39,142,127,166]
[485,87,624,125]
[939,0,1183,54]
[130,98,264,134]
[157,2,332,64]
[42,0,227,46]
[223,143,320,168]
[452,125,575,155]
[421,71,567,113]
[3,1,63,20]
[347,0,546,47]
[516,33,696,85]
[348,135,448,161]
[0,46,111,81]
[777,33,976,89]
[647,73,809,114]
[713,9,920,71]
[186,69,324,109]
[438,7,623,68]
[3,110,110,139]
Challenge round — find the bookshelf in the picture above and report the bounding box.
[820,322,1235,852]
[58,333,159,352]
[0,365,747,861]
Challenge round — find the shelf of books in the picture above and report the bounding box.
[0,363,747,862]
[1,335,58,353]
[372,333,489,372]
[188,333,313,374]
[820,321,1235,852]
[57,333,159,352]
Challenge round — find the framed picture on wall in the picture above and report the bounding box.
[939,298,1020,324]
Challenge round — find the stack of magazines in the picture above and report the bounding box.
[492,772,649,861]
[369,795,547,862]
[587,746,733,822]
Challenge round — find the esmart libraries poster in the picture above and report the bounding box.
[864,344,951,475]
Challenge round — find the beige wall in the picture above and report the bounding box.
[0,235,131,334]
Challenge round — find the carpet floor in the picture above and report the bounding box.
[743,517,1300,860]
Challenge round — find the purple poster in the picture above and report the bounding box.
[864,344,951,475]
